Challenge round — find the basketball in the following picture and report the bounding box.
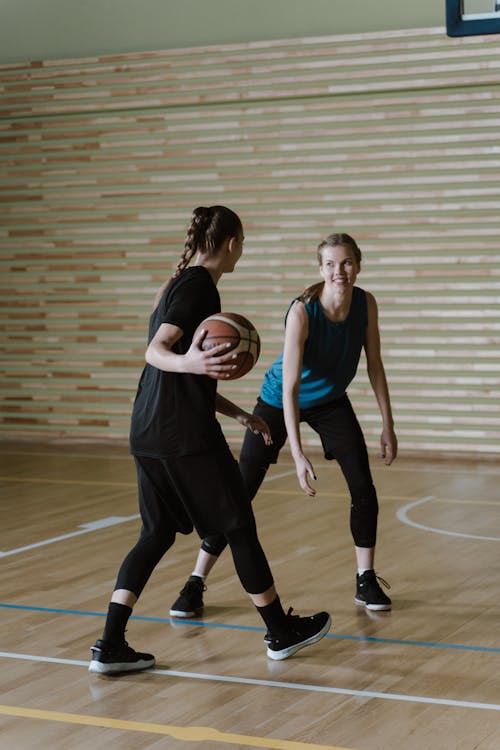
[195,312,260,380]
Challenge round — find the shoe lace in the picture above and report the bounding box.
[265,607,297,641]
[285,606,298,621]
[281,607,303,633]
[121,637,134,653]
[182,579,206,595]
[374,573,390,590]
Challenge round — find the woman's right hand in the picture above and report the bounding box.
[184,328,239,378]
[294,452,317,497]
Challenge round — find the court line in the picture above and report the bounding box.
[2,485,498,557]
[0,515,140,558]
[377,463,500,477]
[0,470,295,558]
[397,495,500,542]
[0,471,294,489]
[0,704,352,750]
[1,652,500,713]
[3,447,500,475]
[439,498,500,507]
[0,475,134,487]
[2,602,500,654]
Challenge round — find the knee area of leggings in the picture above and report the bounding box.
[138,529,175,553]
[351,495,378,511]
[350,485,378,510]
[201,537,227,557]
[350,511,377,548]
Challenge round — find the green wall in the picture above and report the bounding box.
[0,0,444,64]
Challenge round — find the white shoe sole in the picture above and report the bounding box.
[266,614,332,661]
[169,608,203,618]
[354,597,391,611]
[88,657,155,674]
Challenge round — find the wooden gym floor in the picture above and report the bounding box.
[1,439,500,750]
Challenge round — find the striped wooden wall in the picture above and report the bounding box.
[1,27,500,456]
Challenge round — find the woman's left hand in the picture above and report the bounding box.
[380,426,398,465]
[237,413,273,446]
[294,453,317,497]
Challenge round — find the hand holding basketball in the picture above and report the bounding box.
[194,312,260,380]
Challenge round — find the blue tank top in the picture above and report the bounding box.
[260,286,368,409]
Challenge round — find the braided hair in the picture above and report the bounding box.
[299,233,362,304]
[174,205,242,277]
[153,205,242,309]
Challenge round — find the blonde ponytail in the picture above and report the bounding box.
[298,281,324,304]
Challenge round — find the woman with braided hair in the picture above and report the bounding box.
[89,206,331,674]
[171,232,397,618]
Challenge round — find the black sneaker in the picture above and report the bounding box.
[354,570,392,611]
[88,639,155,674]
[169,575,206,618]
[266,608,331,660]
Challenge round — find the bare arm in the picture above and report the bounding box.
[282,301,317,496]
[216,393,272,445]
[145,324,271,442]
[364,292,398,465]
[145,322,238,377]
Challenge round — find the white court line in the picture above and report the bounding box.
[1,651,499,713]
[265,469,296,481]
[397,496,500,542]
[0,515,140,558]
[0,469,295,558]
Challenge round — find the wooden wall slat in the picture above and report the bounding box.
[0,28,500,116]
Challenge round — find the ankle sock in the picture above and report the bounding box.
[102,602,132,645]
[358,568,372,576]
[191,572,206,581]
[255,596,288,636]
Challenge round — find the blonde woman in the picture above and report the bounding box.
[171,233,397,619]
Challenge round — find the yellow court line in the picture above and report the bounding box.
[0,478,380,500]
[262,488,500,505]
[0,475,134,488]
[437,498,500,506]
[0,704,354,750]
[2,475,498,507]
[260,488,412,502]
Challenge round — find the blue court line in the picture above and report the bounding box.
[2,602,499,655]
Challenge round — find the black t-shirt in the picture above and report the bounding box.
[129,266,224,458]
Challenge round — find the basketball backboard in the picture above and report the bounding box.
[446,0,500,35]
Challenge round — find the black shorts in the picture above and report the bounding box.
[134,441,254,540]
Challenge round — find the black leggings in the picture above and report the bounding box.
[115,455,274,598]
[201,394,378,558]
